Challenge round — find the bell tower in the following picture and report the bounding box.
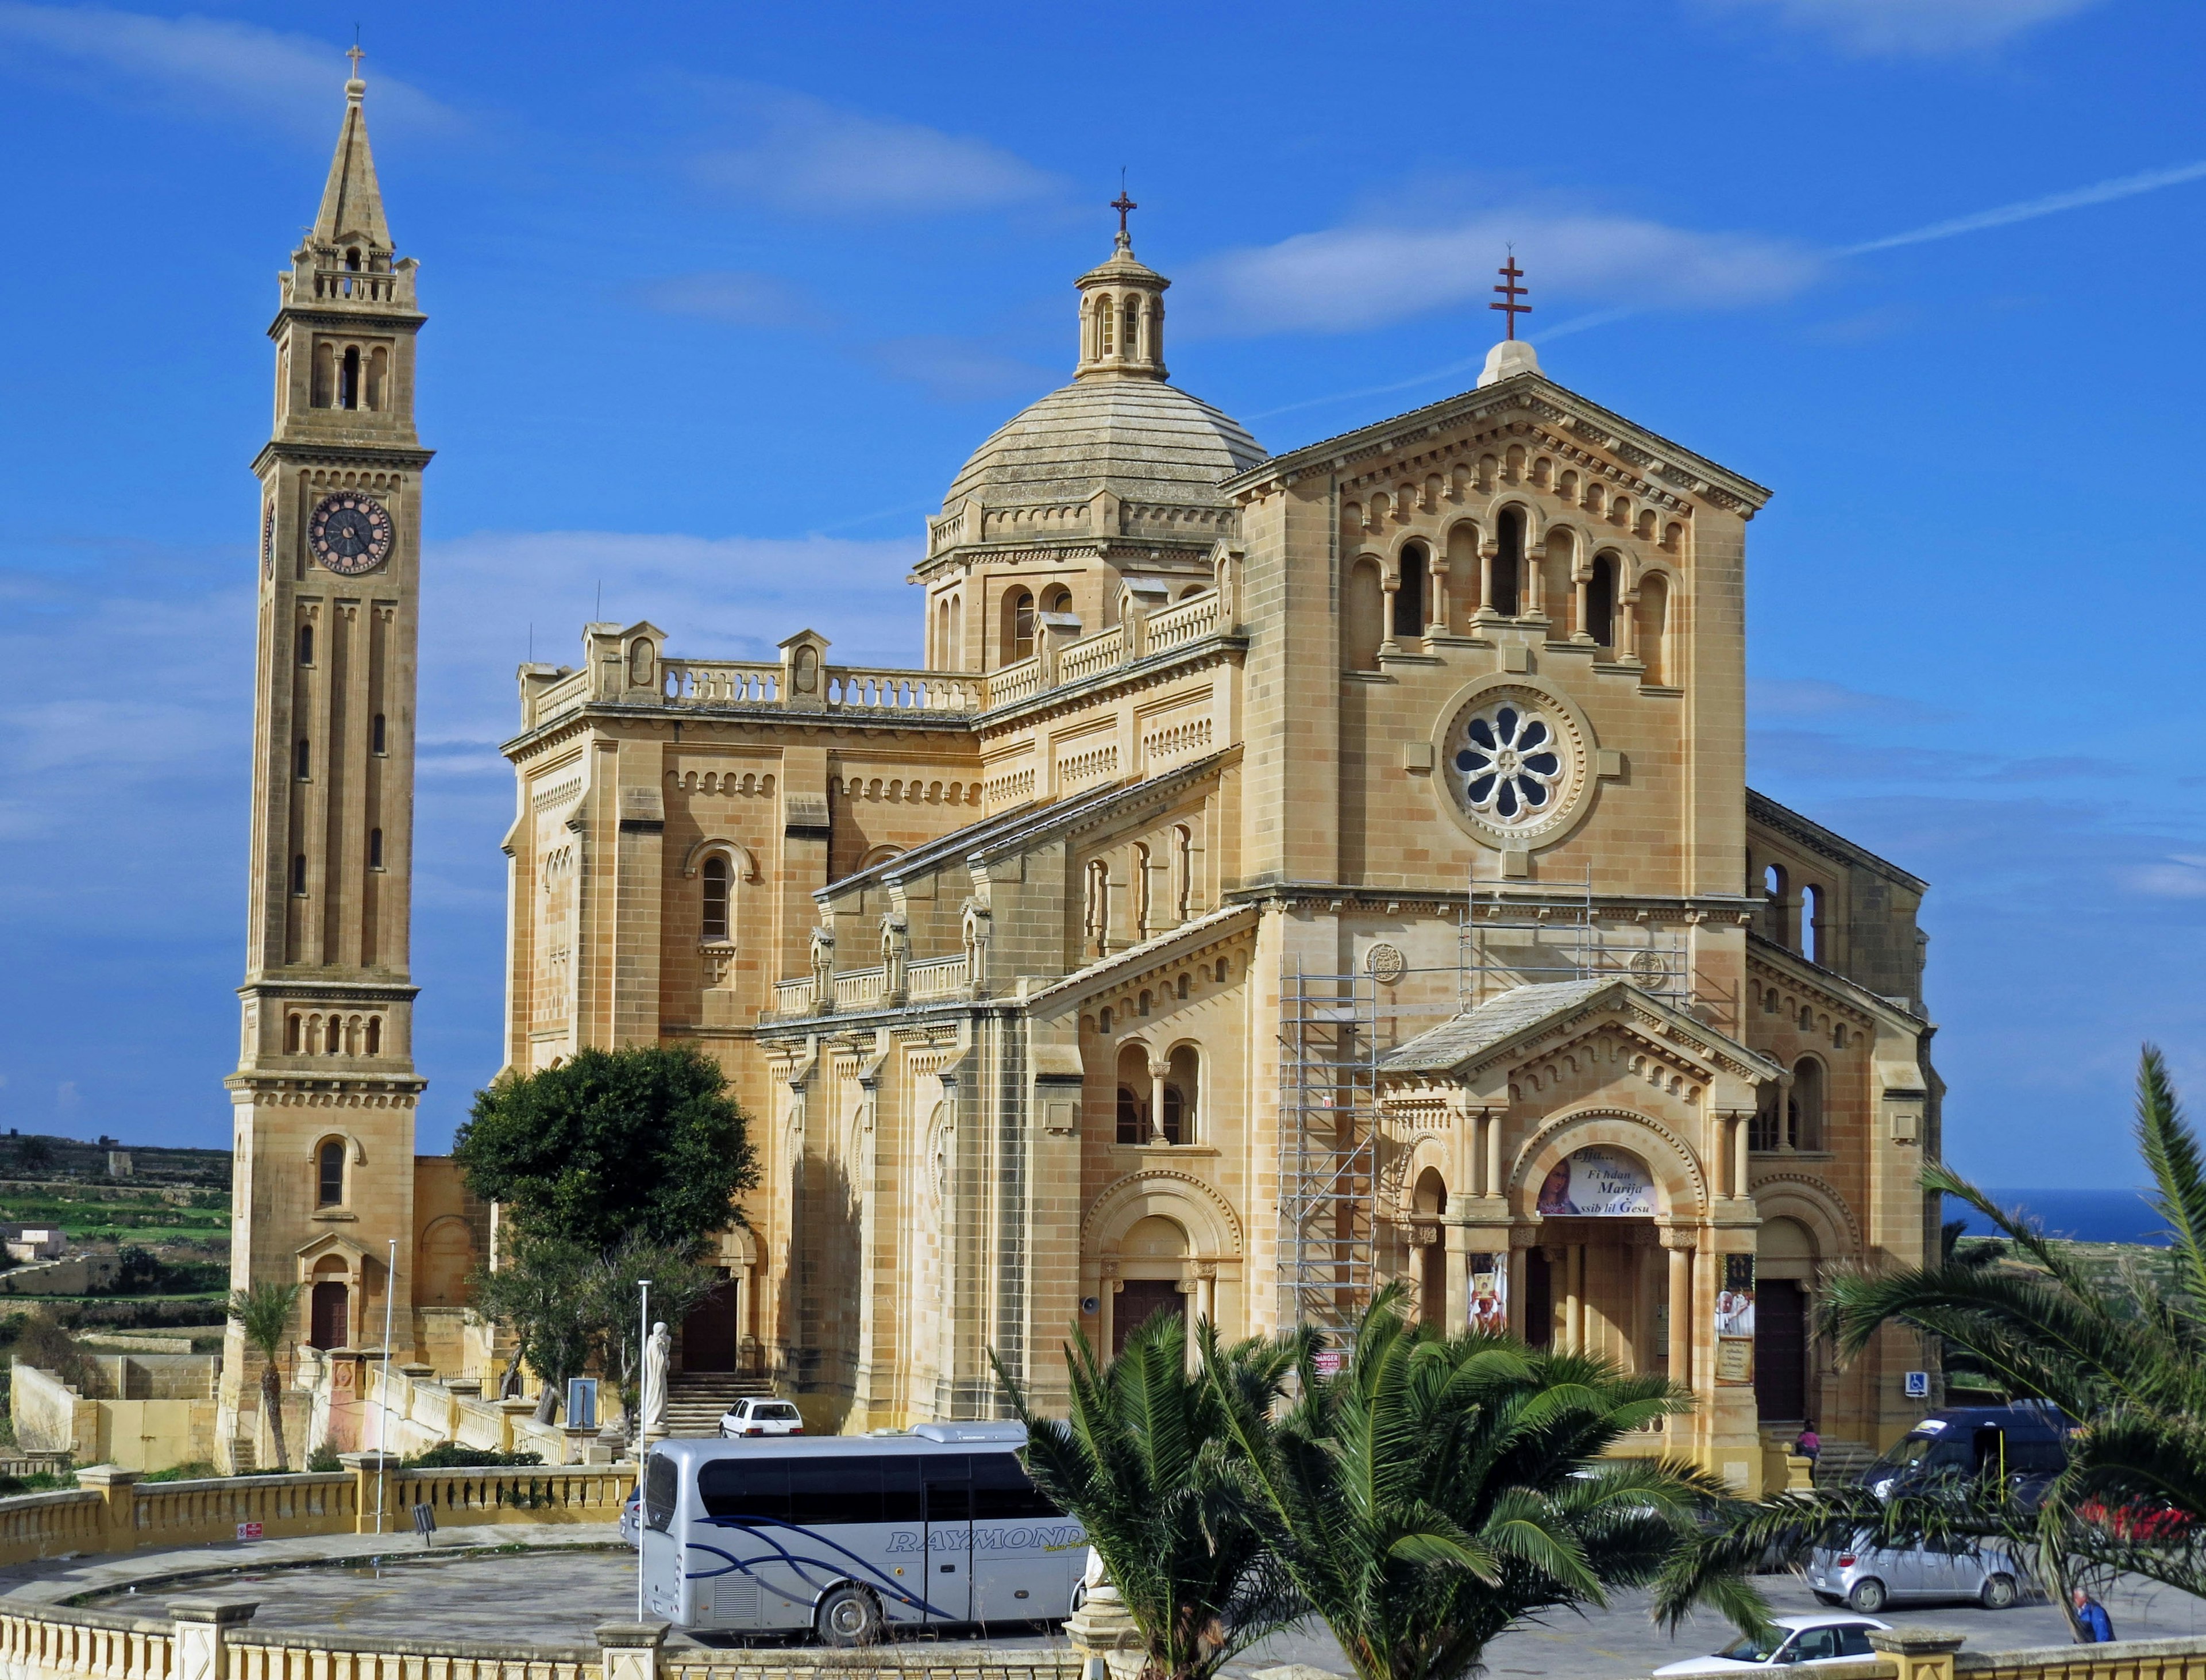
[220,57,433,1469]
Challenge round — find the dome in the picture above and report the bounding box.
[943,377,1266,514]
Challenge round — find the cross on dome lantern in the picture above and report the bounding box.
[1110,187,1137,250]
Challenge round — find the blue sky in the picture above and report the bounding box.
[2,0,2202,1184]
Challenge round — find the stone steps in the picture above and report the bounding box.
[1813,1437,1881,1489]
[664,1374,776,1438]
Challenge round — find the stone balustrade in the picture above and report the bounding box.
[1054,626,1126,685]
[905,954,969,999]
[1143,588,1219,654]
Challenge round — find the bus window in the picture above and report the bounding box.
[646,1454,679,1532]
[882,1454,923,1523]
[923,1456,971,1520]
[792,1458,883,1526]
[699,1457,790,1523]
[972,1452,1059,1519]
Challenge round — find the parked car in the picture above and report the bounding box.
[1860,1405,2068,1504]
[718,1397,806,1437]
[1653,1612,1889,1675]
[620,1485,640,1547]
[1807,1532,2024,1612]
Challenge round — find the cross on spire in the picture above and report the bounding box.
[345,41,365,79]
[1490,252,1531,340]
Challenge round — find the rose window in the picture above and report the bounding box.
[1453,702,1565,825]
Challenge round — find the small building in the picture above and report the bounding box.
[2,1226,67,1264]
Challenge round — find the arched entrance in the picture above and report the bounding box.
[1112,1215,1187,1354]
[1411,1167,1448,1325]
[1525,1142,1664,1371]
[1754,1215,1816,1423]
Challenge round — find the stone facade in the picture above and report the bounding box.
[225,80,1941,1492]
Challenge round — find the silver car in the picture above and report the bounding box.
[1807,1534,2025,1612]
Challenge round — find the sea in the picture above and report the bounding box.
[1947,1189,2170,1246]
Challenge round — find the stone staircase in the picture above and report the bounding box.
[1813,1436,1881,1489]
[664,1373,777,1438]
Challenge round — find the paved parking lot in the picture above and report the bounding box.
[46,1538,2206,1675]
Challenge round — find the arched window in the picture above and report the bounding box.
[318,1139,346,1206]
[1750,1082,1781,1151]
[1116,1044,1150,1143]
[1215,958,1230,982]
[1098,1006,1113,1034]
[1100,295,1116,356]
[345,247,361,272]
[1343,558,1384,670]
[1041,584,1072,616]
[1137,989,1152,1018]
[312,341,335,408]
[291,853,308,895]
[369,828,384,869]
[1002,589,1035,663]
[339,345,360,410]
[628,639,654,686]
[1638,572,1669,683]
[365,346,388,411]
[1492,509,1524,616]
[1132,842,1152,937]
[326,1016,345,1055]
[1164,1045,1200,1145]
[1788,1057,1825,1150]
[701,855,731,939]
[1393,542,1428,638]
[295,738,311,780]
[1174,824,1193,920]
[297,623,314,665]
[1803,883,1827,965]
[1176,973,1189,1000]
[365,1016,381,1056]
[1763,864,1790,947]
[1587,554,1616,648]
[285,1014,302,1054]
[1123,300,1139,357]
[371,712,387,754]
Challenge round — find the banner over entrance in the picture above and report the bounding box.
[1536,1146,1657,1217]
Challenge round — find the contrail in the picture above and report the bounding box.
[1245,310,1634,423]
[1839,157,2206,256]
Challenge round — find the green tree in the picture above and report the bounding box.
[226,1281,304,1471]
[1209,1287,1762,1680]
[468,1236,598,1423]
[454,1045,759,1253]
[589,1235,720,1440]
[994,1311,1302,1680]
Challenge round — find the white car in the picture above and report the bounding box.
[718,1397,806,1438]
[1652,1612,1889,1675]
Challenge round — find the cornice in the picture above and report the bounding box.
[975,634,1245,738]
[1746,788,1927,893]
[267,305,426,337]
[1221,371,1769,515]
[238,979,420,1004]
[252,440,436,475]
[1745,935,1928,1030]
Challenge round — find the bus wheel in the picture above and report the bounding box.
[816,1586,883,1647]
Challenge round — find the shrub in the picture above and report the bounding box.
[403,1443,545,1469]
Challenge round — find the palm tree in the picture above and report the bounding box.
[1666,1046,2206,1639]
[227,1281,304,1471]
[1206,1286,1764,1680]
[993,1311,1303,1680]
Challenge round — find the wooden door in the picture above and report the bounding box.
[1112,1281,1185,1355]
[1755,1279,1808,1421]
[682,1275,740,1373]
[310,1280,348,1350]
[1524,1249,1553,1347]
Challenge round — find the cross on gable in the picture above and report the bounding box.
[1490,253,1530,340]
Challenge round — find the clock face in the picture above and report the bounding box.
[308,492,394,576]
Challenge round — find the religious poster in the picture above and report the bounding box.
[1535,1147,1657,1217]
[1468,1254,1507,1335]
[1715,1253,1757,1383]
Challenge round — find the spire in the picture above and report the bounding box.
[312,52,392,252]
[1074,190,1169,382]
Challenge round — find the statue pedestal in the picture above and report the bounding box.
[1065,1579,1145,1680]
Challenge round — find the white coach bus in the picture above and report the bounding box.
[639,1423,1089,1644]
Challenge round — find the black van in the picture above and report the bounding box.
[1862,1404,2070,1502]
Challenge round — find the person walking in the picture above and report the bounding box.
[2072,1586,2116,1643]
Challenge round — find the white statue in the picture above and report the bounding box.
[642,1320,671,1439]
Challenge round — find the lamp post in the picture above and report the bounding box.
[376,1236,396,1535]
[636,1277,650,1620]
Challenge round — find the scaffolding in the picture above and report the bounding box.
[1276,966,1381,1335]
[1276,868,1697,1333]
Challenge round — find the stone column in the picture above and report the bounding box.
[596,1621,669,1680]
[1427,549,1451,635]
[1733,1115,1751,1203]
[1443,1219,1471,1332]
[1148,1062,1168,1145]
[1566,1244,1586,1355]
[340,1448,402,1535]
[1867,1628,1966,1680]
[1629,1240,1650,1374]
[1194,1262,1217,1328]
[170,1600,259,1680]
[74,1465,141,1553]
[1380,573,1401,654]
[1487,1112,1503,1200]
[1540,1243,1565,1348]
[1663,1235,1695,1388]
[1506,1236,1529,1339]
[1479,541,1498,615]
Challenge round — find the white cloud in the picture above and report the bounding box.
[688,84,1061,217]
[1189,212,1819,338]
[2123,856,2206,900]
[635,271,824,329]
[1703,0,2104,55]
[0,3,454,134]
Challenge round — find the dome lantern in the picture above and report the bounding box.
[1073,194,1168,383]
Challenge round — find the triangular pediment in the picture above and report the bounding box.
[1380,978,1780,1091]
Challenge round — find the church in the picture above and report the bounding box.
[222,71,1941,1492]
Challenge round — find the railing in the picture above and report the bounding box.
[771,978,812,1015]
[311,269,399,305]
[666,1660,1080,1680]
[397,1465,633,1526]
[527,667,592,730]
[832,968,885,1011]
[825,670,984,712]
[1144,587,1219,654]
[662,661,779,706]
[0,1489,100,1563]
[987,656,1046,706]
[1055,626,1126,685]
[132,1473,353,1546]
[906,954,969,999]
[0,1604,173,1680]
[230,1633,599,1680]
